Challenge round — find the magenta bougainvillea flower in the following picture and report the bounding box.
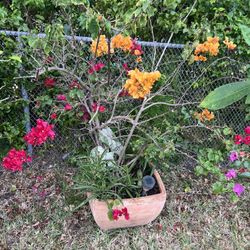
[2,149,32,171]
[88,62,105,74]
[243,135,250,145]
[50,113,57,120]
[112,207,130,221]
[130,39,143,56]
[24,119,55,146]
[64,103,72,111]
[122,63,130,73]
[57,94,67,101]
[44,77,56,88]
[92,102,106,113]
[229,151,238,162]
[233,183,245,196]
[119,89,130,97]
[69,80,81,89]
[244,126,250,134]
[225,169,237,180]
[234,134,243,145]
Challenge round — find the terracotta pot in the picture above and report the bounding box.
[87,170,167,230]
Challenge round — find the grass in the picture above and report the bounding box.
[0,156,249,250]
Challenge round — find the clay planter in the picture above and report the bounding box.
[88,170,167,230]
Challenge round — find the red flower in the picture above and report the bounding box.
[24,119,55,146]
[92,102,106,113]
[234,134,243,145]
[122,63,130,73]
[69,80,81,89]
[112,209,121,221]
[64,103,72,111]
[44,56,53,64]
[121,207,130,220]
[119,89,130,97]
[82,112,91,122]
[130,39,143,56]
[243,135,250,145]
[50,113,57,120]
[44,77,56,88]
[2,148,32,171]
[56,94,67,101]
[112,207,130,221]
[244,126,250,134]
[88,62,105,75]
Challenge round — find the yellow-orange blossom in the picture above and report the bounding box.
[124,69,161,99]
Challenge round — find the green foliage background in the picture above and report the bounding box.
[0,0,249,157]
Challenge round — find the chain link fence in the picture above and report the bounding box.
[0,30,248,162]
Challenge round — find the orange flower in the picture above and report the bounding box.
[194,55,207,62]
[202,109,214,121]
[194,36,220,60]
[134,49,142,56]
[123,69,161,99]
[223,38,237,50]
[136,56,142,63]
[111,34,133,52]
[90,35,113,57]
[194,109,214,122]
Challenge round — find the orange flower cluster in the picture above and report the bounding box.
[223,38,237,50]
[90,35,112,57]
[194,37,220,61]
[111,34,133,52]
[124,69,161,99]
[194,109,214,122]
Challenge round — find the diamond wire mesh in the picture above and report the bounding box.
[0,31,248,162]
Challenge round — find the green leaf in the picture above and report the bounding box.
[9,55,22,63]
[238,172,250,178]
[88,18,99,39]
[234,160,242,167]
[200,80,250,110]
[243,161,250,169]
[239,24,250,46]
[0,50,3,55]
[212,182,225,194]
[245,94,250,104]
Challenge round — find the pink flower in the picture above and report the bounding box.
[91,102,106,113]
[44,56,53,64]
[243,136,250,145]
[244,126,250,134]
[122,63,130,73]
[234,135,243,145]
[44,77,56,88]
[130,39,143,55]
[2,149,32,171]
[111,207,130,221]
[82,112,91,122]
[88,62,105,75]
[119,89,130,97]
[233,183,245,196]
[50,113,57,120]
[64,103,72,111]
[112,209,122,220]
[24,119,55,146]
[56,94,67,101]
[225,169,237,180]
[229,151,238,162]
[69,80,81,89]
[121,207,130,220]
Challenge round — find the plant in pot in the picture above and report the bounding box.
[2,26,188,230]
